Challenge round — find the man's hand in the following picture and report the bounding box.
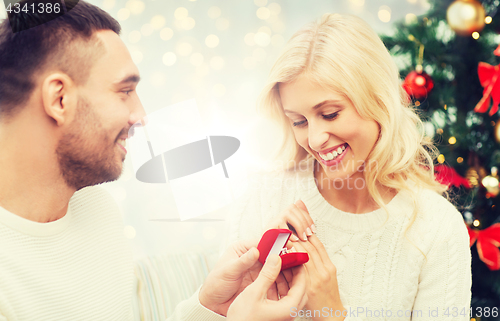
[227,254,308,321]
[198,239,264,316]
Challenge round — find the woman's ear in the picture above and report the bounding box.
[41,73,77,126]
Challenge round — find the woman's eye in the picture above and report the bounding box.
[323,112,339,120]
[293,120,307,127]
[122,90,133,96]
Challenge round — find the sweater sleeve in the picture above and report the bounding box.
[411,206,472,320]
[166,287,226,321]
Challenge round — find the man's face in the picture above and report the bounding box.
[56,30,145,190]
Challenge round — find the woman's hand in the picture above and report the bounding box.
[266,200,316,241]
[293,234,346,321]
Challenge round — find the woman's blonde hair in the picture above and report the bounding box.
[258,13,448,257]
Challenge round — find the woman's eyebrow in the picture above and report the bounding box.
[284,99,344,114]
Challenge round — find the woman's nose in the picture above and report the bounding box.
[307,120,330,151]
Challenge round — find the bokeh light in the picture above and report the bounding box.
[254,32,271,47]
[405,13,417,24]
[131,50,143,64]
[350,0,364,6]
[151,15,166,29]
[271,34,285,47]
[472,32,480,39]
[190,53,205,67]
[141,23,154,36]
[117,8,131,21]
[177,42,193,56]
[162,52,177,66]
[216,18,230,31]
[378,5,391,22]
[126,0,145,15]
[102,0,115,10]
[253,48,267,62]
[124,226,136,239]
[160,28,174,41]
[213,84,226,97]
[205,35,220,48]
[245,33,256,46]
[208,6,221,19]
[128,30,142,43]
[256,7,271,20]
[174,7,189,20]
[210,56,225,70]
[268,3,281,15]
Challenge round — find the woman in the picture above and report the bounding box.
[224,13,471,321]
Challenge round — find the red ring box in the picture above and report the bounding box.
[257,228,309,271]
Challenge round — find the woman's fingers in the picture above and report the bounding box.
[295,200,316,233]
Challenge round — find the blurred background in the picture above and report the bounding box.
[4,0,500,316]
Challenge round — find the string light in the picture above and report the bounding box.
[448,136,456,144]
[485,16,492,24]
[437,154,445,163]
[472,32,480,39]
[473,220,480,227]
[457,157,463,163]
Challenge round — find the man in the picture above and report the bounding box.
[0,1,306,320]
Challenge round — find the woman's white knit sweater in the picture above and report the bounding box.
[224,158,472,321]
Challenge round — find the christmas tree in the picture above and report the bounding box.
[381,0,500,319]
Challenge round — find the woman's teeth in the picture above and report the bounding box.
[319,144,347,161]
[118,139,126,148]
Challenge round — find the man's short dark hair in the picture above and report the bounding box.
[0,0,121,120]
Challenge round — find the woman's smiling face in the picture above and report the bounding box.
[279,74,380,182]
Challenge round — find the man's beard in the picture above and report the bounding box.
[56,96,124,190]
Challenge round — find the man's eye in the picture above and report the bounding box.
[122,90,133,95]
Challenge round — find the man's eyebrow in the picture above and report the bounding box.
[283,99,343,114]
[114,74,141,85]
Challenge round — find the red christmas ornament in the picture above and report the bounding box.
[434,164,472,189]
[475,46,500,116]
[403,70,434,99]
[468,223,500,270]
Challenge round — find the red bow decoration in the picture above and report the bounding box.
[474,45,500,116]
[434,164,471,189]
[468,223,500,270]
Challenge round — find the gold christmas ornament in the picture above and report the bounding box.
[495,121,500,143]
[466,166,487,187]
[483,167,500,197]
[446,0,486,36]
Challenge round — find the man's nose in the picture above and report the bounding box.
[129,96,148,127]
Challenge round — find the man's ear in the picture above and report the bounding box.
[41,73,77,126]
